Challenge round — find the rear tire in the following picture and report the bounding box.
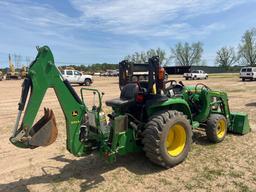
[242,78,245,81]
[206,114,227,143]
[142,110,192,168]
[185,77,189,80]
[84,79,91,86]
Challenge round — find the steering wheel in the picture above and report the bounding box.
[195,83,211,93]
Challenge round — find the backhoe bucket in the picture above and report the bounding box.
[229,112,250,135]
[28,108,58,147]
[10,108,58,148]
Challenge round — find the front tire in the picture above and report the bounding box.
[142,110,192,168]
[206,114,227,143]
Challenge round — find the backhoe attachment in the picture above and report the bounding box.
[10,75,58,148]
[10,46,86,156]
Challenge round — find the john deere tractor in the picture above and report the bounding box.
[10,46,250,168]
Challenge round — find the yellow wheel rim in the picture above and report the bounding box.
[166,124,186,157]
[217,119,226,139]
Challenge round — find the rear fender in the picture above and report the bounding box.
[147,98,192,122]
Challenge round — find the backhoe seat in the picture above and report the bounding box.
[106,83,139,109]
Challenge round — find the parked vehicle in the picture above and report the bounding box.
[240,67,256,81]
[183,70,208,80]
[100,70,119,76]
[109,69,119,76]
[61,69,93,86]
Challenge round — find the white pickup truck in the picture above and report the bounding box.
[240,67,256,81]
[61,69,93,86]
[183,70,208,80]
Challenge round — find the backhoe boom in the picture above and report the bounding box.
[10,46,87,156]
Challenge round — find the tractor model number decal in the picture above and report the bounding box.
[71,120,80,125]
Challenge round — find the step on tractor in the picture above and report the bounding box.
[10,46,250,168]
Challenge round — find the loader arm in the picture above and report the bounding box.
[10,46,87,156]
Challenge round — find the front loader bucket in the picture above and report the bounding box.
[10,108,58,148]
[29,108,58,147]
[229,112,250,135]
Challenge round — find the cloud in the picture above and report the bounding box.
[69,0,250,37]
[0,1,81,28]
[0,0,255,66]
[1,0,251,39]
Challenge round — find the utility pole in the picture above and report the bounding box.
[25,56,31,66]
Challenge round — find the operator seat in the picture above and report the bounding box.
[106,83,139,109]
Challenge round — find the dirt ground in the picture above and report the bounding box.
[0,75,256,192]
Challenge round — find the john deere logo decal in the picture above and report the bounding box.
[72,111,78,117]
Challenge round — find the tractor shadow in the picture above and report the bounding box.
[0,153,162,192]
[0,131,218,192]
[192,129,213,146]
[245,102,256,107]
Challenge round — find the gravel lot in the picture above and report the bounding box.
[0,75,256,192]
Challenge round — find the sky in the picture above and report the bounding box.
[0,0,256,67]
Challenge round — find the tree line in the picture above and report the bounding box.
[124,28,256,69]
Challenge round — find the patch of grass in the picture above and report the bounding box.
[158,177,172,185]
[216,182,227,188]
[134,175,145,184]
[184,177,206,190]
[228,170,245,178]
[67,177,77,186]
[199,167,224,181]
[185,183,194,190]
[232,181,252,192]
[208,74,239,78]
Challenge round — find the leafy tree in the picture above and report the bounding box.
[124,48,167,64]
[140,52,147,63]
[171,42,203,66]
[238,28,256,66]
[215,47,237,70]
[156,48,167,65]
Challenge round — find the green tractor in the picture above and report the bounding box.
[10,46,250,168]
